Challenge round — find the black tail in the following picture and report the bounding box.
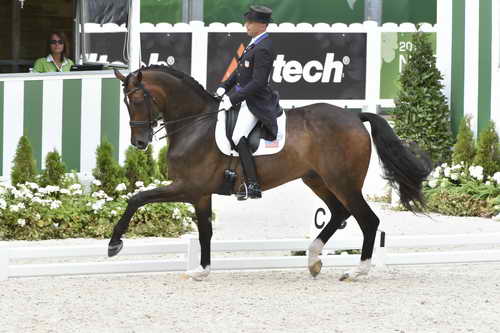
[359,112,433,212]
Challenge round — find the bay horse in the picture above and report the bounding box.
[109,66,432,281]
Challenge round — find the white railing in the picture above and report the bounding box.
[1,232,500,280]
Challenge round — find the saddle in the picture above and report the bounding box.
[225,103,262,153]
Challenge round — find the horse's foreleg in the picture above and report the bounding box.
[186,195,213,281]
[108,182,188,257]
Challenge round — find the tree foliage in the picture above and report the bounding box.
[11,135,37,186]
[473,122,500,176]
[392,31,454,165]
[92,138,126,196]
[39,150,67,187]
[452,116,476,167]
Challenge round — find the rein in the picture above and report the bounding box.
[123,81,225,140]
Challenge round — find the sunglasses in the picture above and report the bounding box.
[49,39,64,45]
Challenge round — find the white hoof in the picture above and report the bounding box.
[308,239,325,278]
[340,260,371,281]
[186,265,210,281]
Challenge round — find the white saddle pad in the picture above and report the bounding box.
[215,109,287,156]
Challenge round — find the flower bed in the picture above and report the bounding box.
[423,163,500,219]
[0,178,195,240]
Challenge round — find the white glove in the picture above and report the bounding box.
[215,87,226,98]
[219,95,232,111]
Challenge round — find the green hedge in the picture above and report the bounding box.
[0,137,193,241]
[0,179,194,240]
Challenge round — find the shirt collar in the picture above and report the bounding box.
[46,54,68,70]
[249,31,267,46]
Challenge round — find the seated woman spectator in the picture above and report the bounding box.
[33,32,74,73]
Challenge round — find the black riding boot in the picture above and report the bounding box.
[236,137,262,200]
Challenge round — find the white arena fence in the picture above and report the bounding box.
[1,232,500,280]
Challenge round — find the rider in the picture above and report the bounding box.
[215,5,281,200]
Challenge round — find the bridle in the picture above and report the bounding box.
[122,78,227,140]
[123,82,160,131]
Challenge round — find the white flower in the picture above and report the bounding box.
[161,181,171,186]
[17,219,26,226]
[69,183,82,191]
[172,207,182,219]
[10,203,25,212]
[185,204,195,213]
[469,165,484,181]
[428,179,438,188]
[53,223,59,228]
[92,190,105,198]
[183,216,193,225]
[135,181,144,188]
[493,172,500,184]
[45,185,60,193]
[26,182,39,190]
[450,173,459,181]
[31,197,44,204]
[92,179,102,186]
[115,183,127,192]
[110,210,117,216]
[431,168,441,179]
[73,190,83,195]
[91,199,106,212]
[12,189,24,199]
[444,167,451,178]
[0,198,6,210]
[60,189,70,195]
[485,181,491,186]
[50,200,61,209]
[441,163,448,168]
[34,213,41,220]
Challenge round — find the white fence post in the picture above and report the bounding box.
[364,20,382,114]
[0,245,8,280]
[436,0,453,106]
[190,20,208,87]
[186,236,200,271]
[374,230,388,270]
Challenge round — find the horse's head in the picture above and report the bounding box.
[115,69,160,150]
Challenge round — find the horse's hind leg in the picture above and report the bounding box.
[302,173,351,278]
[339,192,380,281]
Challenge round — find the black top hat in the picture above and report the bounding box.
[244,5,272,24]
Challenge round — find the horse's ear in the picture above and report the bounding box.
[136,71,143,83]
[114,68,126,82]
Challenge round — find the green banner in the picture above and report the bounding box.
[141,0,436,25]
[380,32,436,99]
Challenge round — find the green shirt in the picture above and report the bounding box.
[33,55,74,73]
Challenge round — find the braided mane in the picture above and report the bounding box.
[139,65,217,102]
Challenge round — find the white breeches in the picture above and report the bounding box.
[231,101,259,145]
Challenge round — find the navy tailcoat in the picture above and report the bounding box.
[219,34,281,140]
